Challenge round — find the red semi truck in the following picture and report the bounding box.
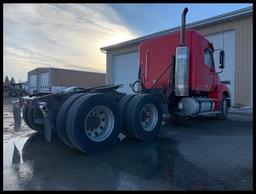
[13,8,231,154]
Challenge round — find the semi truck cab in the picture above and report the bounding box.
[136,7,231,118]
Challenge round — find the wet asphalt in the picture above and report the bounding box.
[3,97,253,190]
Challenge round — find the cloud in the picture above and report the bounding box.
[3,4,138,81]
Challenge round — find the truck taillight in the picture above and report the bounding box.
[175,46,189,96]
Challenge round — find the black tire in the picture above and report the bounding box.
[22,105,31,128]
[118,94,137,136]
[9,91,18,97]
[56,93,85,148]
[216,95,228,120]
[125,94,163,141]
[27,106,44,133]
[66,93,121,154]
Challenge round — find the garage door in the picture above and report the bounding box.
[29,74,37,94]
[206,31,235,106]
[39,72,50,93]
[112,51,139,94]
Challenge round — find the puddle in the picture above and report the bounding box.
[3,132,181,190]
[4,131,241,190]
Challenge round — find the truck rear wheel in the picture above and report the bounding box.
[216,95,228,120]
[118,94,137,136]
[56,93,85,148]
[125,94,163,141]
[9,91,18,97]
[22,105,31,128]
[23,105,43,133]
[27,106,44,133]
[65,93,121,154]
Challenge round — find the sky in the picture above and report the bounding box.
[3,3,252,82]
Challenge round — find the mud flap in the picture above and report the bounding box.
[39,102,54,142]
[12,101,21,132]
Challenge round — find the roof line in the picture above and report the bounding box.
[101,6,252,51]
[28,67,106,74]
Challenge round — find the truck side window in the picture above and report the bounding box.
[204,49,213,68]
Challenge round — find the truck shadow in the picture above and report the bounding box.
[10,132,234,190]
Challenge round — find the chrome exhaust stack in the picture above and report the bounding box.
[175,7,189,96]
[180,7,188,46]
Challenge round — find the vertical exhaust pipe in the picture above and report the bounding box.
[175,7,189,96]
[180,7,188,46]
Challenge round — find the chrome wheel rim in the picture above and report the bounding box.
[84,106,114,142]
[140,103,158,132]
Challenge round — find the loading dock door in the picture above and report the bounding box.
[206,31,235,106]
[112,51,139,94]
[39,72,50,93]
[29,74,37,94]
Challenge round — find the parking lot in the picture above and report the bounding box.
[3,96,253,190]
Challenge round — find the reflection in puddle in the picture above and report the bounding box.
[12,143,21,164]
[4,132,231,190]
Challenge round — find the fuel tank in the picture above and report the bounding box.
[177,97,215,116]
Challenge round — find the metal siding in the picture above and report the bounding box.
[249,17,253,107]
[106,54,113,84]
[51,69,106,88]
[241,19,248,106]
[247,17,253,107]
[51,69,56,86]
[235,17,251,107]
[235,19,242,106]
[49,68,52,90]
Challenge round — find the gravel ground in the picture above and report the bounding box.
[3,96,253,190]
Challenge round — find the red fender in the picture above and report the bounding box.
[209,84,231,111]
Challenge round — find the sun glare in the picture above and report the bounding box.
[100,33,136,48]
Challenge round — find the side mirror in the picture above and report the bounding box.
[219,50,225,69]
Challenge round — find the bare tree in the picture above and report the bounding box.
[4,75,10,84]
[10,76,16,84]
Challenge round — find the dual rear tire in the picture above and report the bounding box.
[56,93,85,148]
[56,93,121,154]
[55,93,163,154]
[119,94,163,141]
